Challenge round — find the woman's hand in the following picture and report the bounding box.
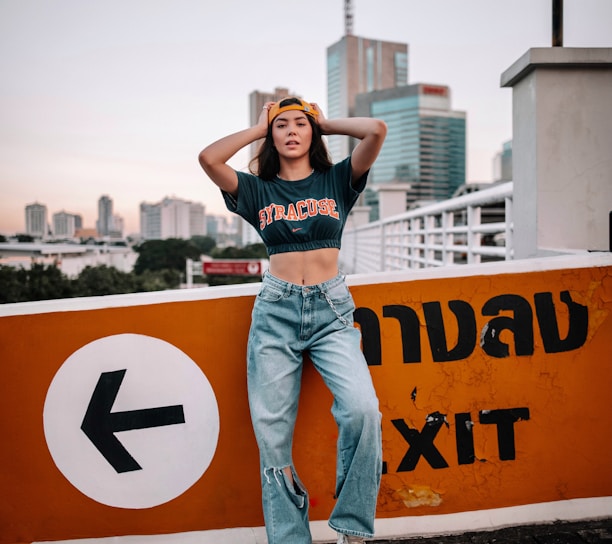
[199,102,274,195]
[259,102,275,131]
[315,115,387,182]
[310,102,328,133]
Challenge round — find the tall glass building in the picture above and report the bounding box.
[355,84,466,219]
[326,35,408,162]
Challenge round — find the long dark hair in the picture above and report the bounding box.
[249,100,333,180]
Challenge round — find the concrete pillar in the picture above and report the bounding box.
[501,48,612,258]
[347,205,372,228]
[377,183,412,220]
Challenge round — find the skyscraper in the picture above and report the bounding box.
[355,83,466,218]
[326,35,408,161]
[96,195,124,238]
[25,202,48,238]
[96,195,113,237]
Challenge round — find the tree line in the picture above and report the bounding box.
[0,236,267,304]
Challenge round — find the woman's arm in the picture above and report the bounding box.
[198,104,271,195]
[314,104,387,181]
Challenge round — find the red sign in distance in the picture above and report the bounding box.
[421,84,448,97]
[202,260,263,276]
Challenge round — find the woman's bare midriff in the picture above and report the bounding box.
[269,247,340,286]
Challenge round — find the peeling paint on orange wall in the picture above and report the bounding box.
[347,266,612,520]
[0,263,610,544]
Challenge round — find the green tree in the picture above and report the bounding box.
[0,265,27,303]
[28,264,75,301]
[0,263,75,303]
[74,265,138,297]
[190,235,216,255]
[73,265,181,296]
[0,234,7,242]
[0,263,185,304]
[211,243,267,259]
[134,238,201,275]
[207,274,262,287]
[135,268,181,291]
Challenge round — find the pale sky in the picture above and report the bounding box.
[1,0,611,236]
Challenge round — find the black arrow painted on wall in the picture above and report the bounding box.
[81,369,185,473]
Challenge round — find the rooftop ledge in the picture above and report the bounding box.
[1,252,611,317]
[501,47,612,88]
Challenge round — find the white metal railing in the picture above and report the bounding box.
[340,181,514,274]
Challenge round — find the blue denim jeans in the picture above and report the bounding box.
[247,272,382,544]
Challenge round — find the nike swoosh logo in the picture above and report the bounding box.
[292,228,303,232]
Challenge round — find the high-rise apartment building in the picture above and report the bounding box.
[111,214,124,238]
[189,202,206,238]
[95,195,124,238]
[96,195,113,236]
[140,197,206,240]
[326,35,408,162]
[25,202,48,238]
[52,211,82,238]
[355,83,466,218]
[493,140,513,182]
[140,202,161,240]
[206,214,242,247]
[161,198,191,239]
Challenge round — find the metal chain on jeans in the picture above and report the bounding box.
[322,290,350,327]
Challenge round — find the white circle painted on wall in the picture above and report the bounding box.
[43,333,220,509]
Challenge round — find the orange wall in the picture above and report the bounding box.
[0,263,611,544]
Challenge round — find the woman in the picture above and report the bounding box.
[199,97,387,544]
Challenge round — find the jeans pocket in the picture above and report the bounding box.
[322,282,355,328]
[257,283,285,302]
[324,281,353,305]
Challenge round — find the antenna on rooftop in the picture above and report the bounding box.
[344,0,354,36]
[552,0,563,46]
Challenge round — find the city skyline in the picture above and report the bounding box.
[1,0,611,235]
[19,193,217,240]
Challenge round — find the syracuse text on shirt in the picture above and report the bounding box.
[258,198,340,230]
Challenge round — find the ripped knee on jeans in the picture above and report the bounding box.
[263,465,308,508]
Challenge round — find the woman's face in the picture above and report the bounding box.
[271,110,313,161]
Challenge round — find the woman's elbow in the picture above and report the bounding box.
[373,119,388,139]
[363,119,387,149]
[198,148,213,171]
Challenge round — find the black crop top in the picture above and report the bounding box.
[222,156,368,255]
